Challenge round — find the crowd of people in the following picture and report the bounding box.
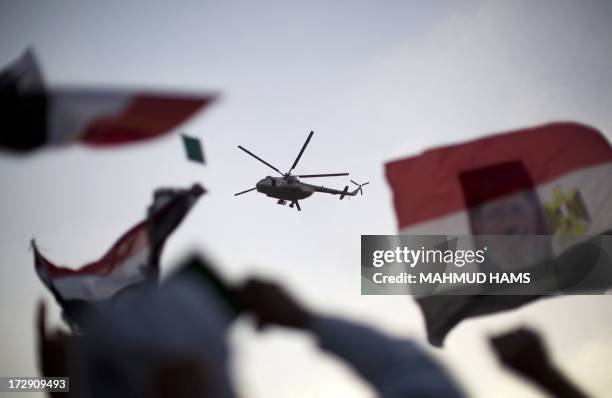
[36,255,590,398]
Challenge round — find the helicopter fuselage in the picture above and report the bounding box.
[235,131,367,211]
[256,176,314,201]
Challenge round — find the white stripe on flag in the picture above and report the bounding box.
[47,89,132,144]
[51,248,150,301]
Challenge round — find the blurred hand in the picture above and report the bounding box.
[489,327,550,378]
[490,327,590,398]
[239,279,312,329]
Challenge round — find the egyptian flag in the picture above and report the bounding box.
[385,122,612,346]
[1,49,215,151]
[32,184,205,324]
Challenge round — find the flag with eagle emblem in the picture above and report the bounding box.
[385,122,612,346]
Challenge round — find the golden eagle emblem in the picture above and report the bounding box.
[544,186,590,240]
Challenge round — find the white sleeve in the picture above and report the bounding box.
[310,315,464,398]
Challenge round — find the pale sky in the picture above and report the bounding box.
[1,1,611,397]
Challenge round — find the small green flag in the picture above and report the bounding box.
[182,134,205,164]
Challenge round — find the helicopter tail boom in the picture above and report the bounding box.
[339,186,363,199]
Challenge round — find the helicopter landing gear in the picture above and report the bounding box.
[289,201,301,211]
[277,199,286,205]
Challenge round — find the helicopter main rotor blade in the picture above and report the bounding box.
[350,179,359,186]
[237,145,284,176]
[234,187,257,196]
[296,173,349,178]
[289,130,314,174]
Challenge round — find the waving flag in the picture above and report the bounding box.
[1,49,216,151]
[385,122,612,346]
[32,184,205,323]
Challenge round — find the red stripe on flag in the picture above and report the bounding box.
[385,122,612,229]
[81,94,215,145]
[33,222,149,278]
[33,183,205,279]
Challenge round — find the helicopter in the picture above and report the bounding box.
[234,131,369,211]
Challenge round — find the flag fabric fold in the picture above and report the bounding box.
[32,183,205,321]
[385,122,612,346]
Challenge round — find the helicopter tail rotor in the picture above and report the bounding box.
[350,180,370,196]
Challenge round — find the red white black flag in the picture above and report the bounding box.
[32,184,205,322]
[1,49,215,151]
